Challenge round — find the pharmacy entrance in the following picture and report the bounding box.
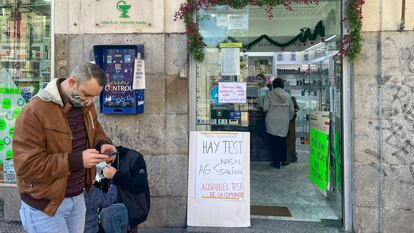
[190,0,349,227]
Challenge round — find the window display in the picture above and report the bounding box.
[0,0,51,183]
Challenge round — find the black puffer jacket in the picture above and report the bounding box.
[111,146,151,229]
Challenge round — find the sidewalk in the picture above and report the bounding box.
[0,219,348,233]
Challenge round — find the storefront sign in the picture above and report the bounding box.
[95,0,153,27]
[188,131,250,227]
[220,48,240,76]
[218,82,246,103]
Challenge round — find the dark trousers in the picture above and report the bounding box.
[268,134,288,164]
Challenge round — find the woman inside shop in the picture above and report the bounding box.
[263,78,295,169]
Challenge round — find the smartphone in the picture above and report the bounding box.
[106,151,119,157]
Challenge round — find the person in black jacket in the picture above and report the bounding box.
[100,146,150,233]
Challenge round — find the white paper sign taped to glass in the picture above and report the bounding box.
[220,48,240,76]
[133,59,145,90]
[218,82,246,103]
[188,131,250,227]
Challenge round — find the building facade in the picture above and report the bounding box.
[0,1,413,233]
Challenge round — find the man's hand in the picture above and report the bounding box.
[82,149,110,168]
[100,144,117,163]
[100,144,116,155]
[103,166,117,179]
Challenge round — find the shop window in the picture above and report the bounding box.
[0,0,51,183]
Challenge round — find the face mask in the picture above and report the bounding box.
[68,87,89,107]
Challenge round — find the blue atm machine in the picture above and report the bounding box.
[93,45,145,114]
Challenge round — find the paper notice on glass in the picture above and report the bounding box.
[227,13,248,31]
[133,59,145,90]
[220,48,240,76]
[219,82,246,104]
[290,90,302,96]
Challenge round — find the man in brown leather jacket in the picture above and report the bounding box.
[13,63,115,233]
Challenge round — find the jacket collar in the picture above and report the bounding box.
[35,78,65,107]
[34,78,94,113]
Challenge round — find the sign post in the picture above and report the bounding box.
[188,131,250,227]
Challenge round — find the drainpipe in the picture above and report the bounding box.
[397,0,405,31]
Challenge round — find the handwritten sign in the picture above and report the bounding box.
[309,128,329,192]
[220,48,240,76]
[218,82,246,104]
[309,112,330,195]
[188,131,250,227]
[196,132,244,200]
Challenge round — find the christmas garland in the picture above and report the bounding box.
[175,0,364,62]
[339,0,365,61]
[245,20,325,49]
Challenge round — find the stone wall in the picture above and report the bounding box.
[353,31,414,233]
[55,33,189,228]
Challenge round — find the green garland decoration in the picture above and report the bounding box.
[217,20,325,50]
[245,20,325,49]
[175,0,364,62]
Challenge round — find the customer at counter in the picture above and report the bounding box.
[263,78,295,169]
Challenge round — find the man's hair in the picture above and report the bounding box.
[70,63,107,87]
[272,78,285,89]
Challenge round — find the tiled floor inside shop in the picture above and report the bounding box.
[250,148,340,222]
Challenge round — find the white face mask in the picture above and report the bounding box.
[68,87,89,107]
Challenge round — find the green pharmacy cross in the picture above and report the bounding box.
[117,0,131,18]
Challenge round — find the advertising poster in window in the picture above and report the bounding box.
[0,70,26,183]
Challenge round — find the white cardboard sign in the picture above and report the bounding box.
[188,131,250,227]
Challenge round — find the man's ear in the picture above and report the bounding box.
[67,77,78,89]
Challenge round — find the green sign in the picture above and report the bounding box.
[0,88,20,95]
[9,127,14,137]
[13,108,22,119]
[0,140,4,150]
[5,150,13,160]
[309,128,329,192]
[2,98,12,109]
[0,119,6,131]
[219,43,243,48]
[117,0,131,18]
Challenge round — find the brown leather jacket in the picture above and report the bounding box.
[12,78,110,216]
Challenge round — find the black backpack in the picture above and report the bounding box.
[98,147,150,231]
[116,146,151,228]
